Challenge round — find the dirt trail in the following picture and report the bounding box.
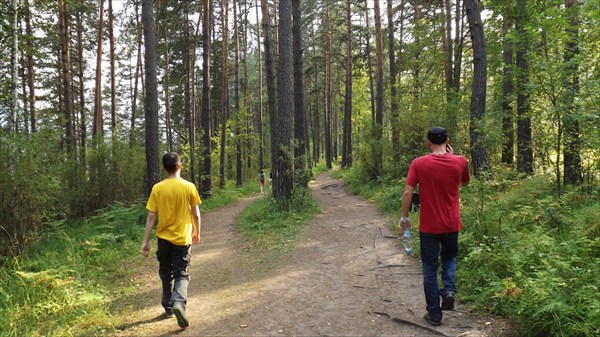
[114,173,510,337]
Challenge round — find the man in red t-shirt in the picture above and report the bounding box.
[400,126,470,326]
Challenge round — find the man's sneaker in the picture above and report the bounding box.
[423,313,442,326]
[165,309,174,318]
[172,303,189,328]
[441,292,455,311]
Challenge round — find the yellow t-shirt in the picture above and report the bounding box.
[146,178,201,246]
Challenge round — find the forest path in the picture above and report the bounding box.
[113,173,510,337]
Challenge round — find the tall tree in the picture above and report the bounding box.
[515,0,533,174]
[501,0,514,164]
[93,0,105,139]
[219,0,229,189]
[58,0,73,153]
[184,0,195,184]
[261,0,278,176]
[130,0,143,147]
[388,0,400,164]
[201,0,213,198]
[255,0,265,170]
[342,0,353,168]
[293,0,307,180]
[562,0,582,185]
[108,0,117,139]
[76,0,86,152]
[323,3,332,170]
[24,0,37,133]
[373,0,384,177]
[142,0,160,195]
[233,0,243,187]
[274,0,293,200]
[465,0,490,176]
[11,0,18,132]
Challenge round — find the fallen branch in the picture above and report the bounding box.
[369,311,451,336]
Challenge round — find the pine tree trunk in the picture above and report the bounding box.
[388,0,400,164]
[501,1,514,164]
[109,0,117,139]
[233,0,242,187]
[201,0,213,199]
[261,0,278,178]
[465,0,490,177]
[93,0,105,139]
[342,0,353,168]
[563,0,582,185]
[255,0,264,170]
[219,0,229,189]
[142,0,160,195]
[293,0,307,180]
[130,1,143,147]
[515,0,533,174]
[275,0,293,200]
[323,5,332,170]
[59,0,73,153]
[373,0,384,178]
[11,0,18,133]
[25,0,37,133]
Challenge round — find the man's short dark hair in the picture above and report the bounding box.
[162,152,180,174]
[427,126,448,145]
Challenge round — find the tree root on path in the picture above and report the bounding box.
[369,311,451,336]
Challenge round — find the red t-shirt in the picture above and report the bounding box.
[406,153,470,234]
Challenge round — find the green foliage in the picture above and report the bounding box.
[0,202,147,337]
[237,187,319,266]
[459,174,599,337]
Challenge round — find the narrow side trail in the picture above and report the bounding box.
[114,173,508,337]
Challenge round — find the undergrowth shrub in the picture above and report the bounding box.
[238,186,319,265]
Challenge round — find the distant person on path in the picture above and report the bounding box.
[400,126,470,326]
[259,169,266,194]
[141,152,201,329]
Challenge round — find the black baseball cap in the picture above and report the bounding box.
[427,126,448,144]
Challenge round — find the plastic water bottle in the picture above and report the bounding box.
[402,229,413,255]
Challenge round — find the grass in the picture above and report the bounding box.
[0,181,259,337]
[336,166,600,337]
[237,186,320,268]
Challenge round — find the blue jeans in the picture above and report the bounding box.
[419,231,458,322]
[156,238,191,311]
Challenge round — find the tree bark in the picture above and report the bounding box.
[59,0,73,153]
[515,0,533,174]
[93,0,105,139]
[11,0,19,133]
[563,0,582,185]
[142,0,160,195]
[233,0,242,187]
[256,0,264,170]
[109,0,117,139]
[465,0,490,177]
[323,5,332,170]
[274,0,293,200]
[25,0,37,133]
[130,1,143,147]
[501,0,514,164]
[219,0,229,189]
[261,0,278,178]
[373,0,384,177]
[293,0,307,181]
[201,0,213,198]
[342,0,353,168]
[388,0,400,164]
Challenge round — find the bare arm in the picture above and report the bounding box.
[400,184,415,230]
[191,205,201,244]
[141,211,157,257]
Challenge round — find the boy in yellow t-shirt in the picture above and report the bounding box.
[141,153,201,329]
